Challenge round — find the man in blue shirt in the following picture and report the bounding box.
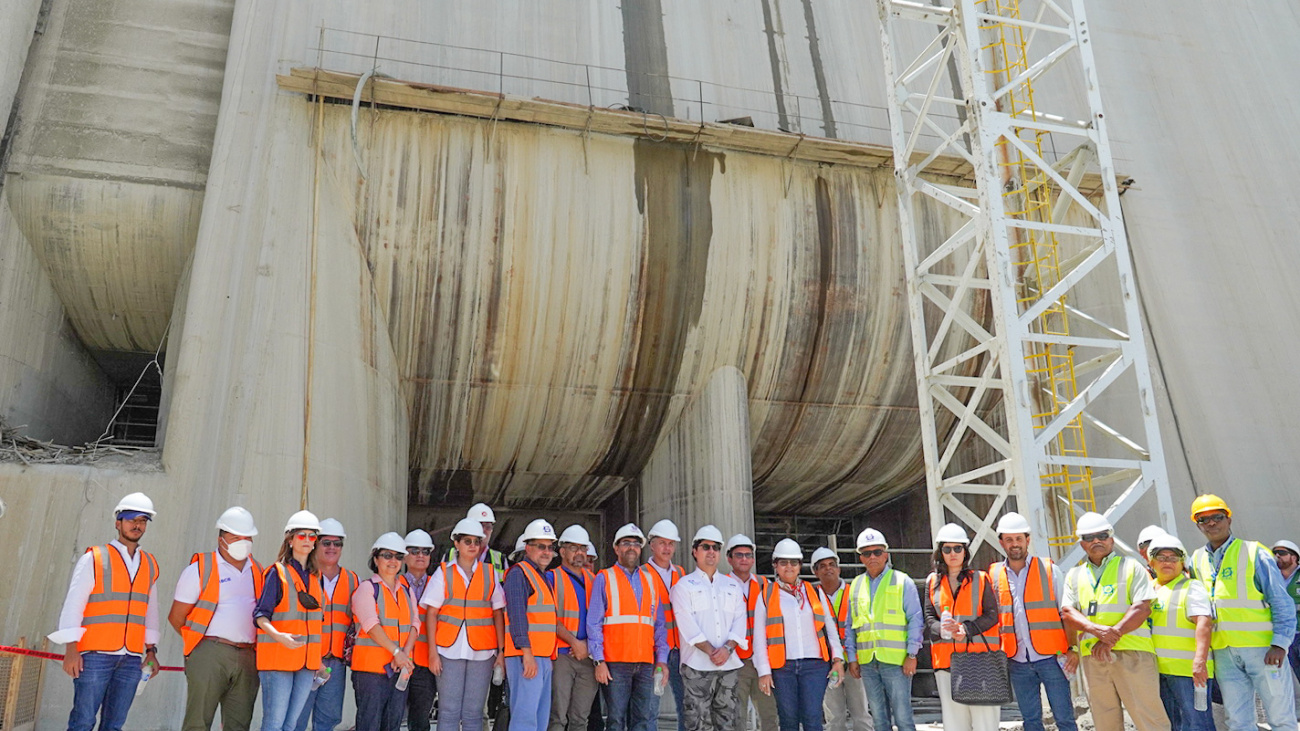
[548,525,600,731]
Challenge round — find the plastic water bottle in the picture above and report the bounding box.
[827,668,842,689]
[311,666,332,690]
[395,666,413,691]
[1269,664,1285,695]
[135,665,153,696]
[492,663,505,686]
[1194,684,1208,711]
[653,666,667,696]
[940,610,953,640]
[1056,653,1075,682]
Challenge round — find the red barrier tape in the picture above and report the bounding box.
[0,644,183,671]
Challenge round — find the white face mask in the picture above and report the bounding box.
[224,538,253,561]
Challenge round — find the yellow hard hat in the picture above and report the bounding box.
[1190,494,1231,521]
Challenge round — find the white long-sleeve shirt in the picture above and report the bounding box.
[50,540,161,654]
[752,581,843,675]
[420,561,506,661]
[670,568,748,671]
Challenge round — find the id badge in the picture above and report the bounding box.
[1086,600,1098,617]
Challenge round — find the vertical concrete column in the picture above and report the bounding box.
[639,365,755,543]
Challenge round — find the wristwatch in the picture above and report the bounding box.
[145,645,158,655]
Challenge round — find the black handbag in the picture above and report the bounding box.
[948,632,1011,705]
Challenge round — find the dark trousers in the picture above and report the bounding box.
[1158,674,1215,731]
[667,649,685,731]
[1289,634,1300,683]
[603,662,656,731]
[354,670,408,731]
[408,665,438,731]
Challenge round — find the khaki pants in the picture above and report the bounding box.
[550,652,601,731]
[182,639,260,731]
[824,670,874,731]
[735,658,778,731]
[1081,651,1171,731]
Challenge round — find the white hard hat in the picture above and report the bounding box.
[692,525,725,545]
[284,510,322,533]
[772,538,803,561]
[647,519,682,543]
[996,512,1032,536]
[1075,511,1114,536]
[810,547,838,567]
[1137,525,1167,547]
[586,544,598,558]
[613,523,647,544]
[318,518,345,538]
[404,529,434,549]
[856,528,888,550]
[372,532,407,554]
[514,535,527,553]
[1273,540,1300,556]
[1145,533,1186,557]
[558,525,591,546]
[520,518,557,543]
[451,518,486,539]
[113,492,156,519]
[934,523,970,546]
[216,507,258,536]
[467,503,496,523]
[725,534,756,553]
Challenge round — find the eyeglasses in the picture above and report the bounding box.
[527,542,556,552]
[1080,531,1111,543]
[457,537,483,546]
[729,551,754,560]
[940,545,966,555]
[696,542,723,552]
[859,548,886,558]
[1152,552,1182,563]
[319,539,343,548]
[377,550,405,561]
[1195,513,1227,526]
[774,559,802,567]
[616,539,643,549]
[297,591,321,610]
[406,547,433,556]
[293,531,318,541]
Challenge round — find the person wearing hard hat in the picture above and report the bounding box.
[1060,511,1168,731]
[294,518,358,731]
[645,519,688,731]
[753,538,845,731]
[986,512,1077,731]
[1146,533,1215,731]
[547,525,600,731]
[504,518,561,731]
[352,532,422,731]
[923,523,1001,731]
[51,492,161,731]
[811,547,873,731]
[586,523,669,731]
[1188,494,1298,731]
[253,510,327,731]
[446,503,510,573]
[1270,539,1300,680]
[843,528,922,731]
[669,525,747,731]
[168,506,263,731]
[1138,525,1168,564]
[402,529,438,731]
[421,517,507,731]
[724,534,778,731]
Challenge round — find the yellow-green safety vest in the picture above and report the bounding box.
[1067,554,1155,656]
[1150,575,1213,677]
[1191,538,1274,649]
[849,569,910,666]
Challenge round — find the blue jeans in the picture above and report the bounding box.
[1008,658,1076,731]
[771,658,829,731]
[858,660,915,731]
[667,649,685,731]
[507,655,554,731]
[1289,634,1300,683]
[294,656,346,731]
[603,662,656,731]
[354,669,408,731]
[1213,646,1298,731]
[67,651,143,731]
[260,669,316,731]
[1158,674,1214,731]
[437,657,494,731]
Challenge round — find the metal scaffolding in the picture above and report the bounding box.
[875,0,1174,562]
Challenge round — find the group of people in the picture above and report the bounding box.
[48,490,1300,731]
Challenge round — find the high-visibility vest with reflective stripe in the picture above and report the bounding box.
[828,583,850,642]
[927,571,1000,670]
[399,574,433,667]
[256,563,324,671]
[849,570,910,666]
[550,566,594,651]
[647,563,684,650]
[1067,555,1155,656]
[988,559,1069,658]
[321,568,358,659]
[436,561,498,651]
[763,580,831,670]
[735,574,768,661]
[351,578,416,674]
[1192,539,1275,649]
[504,562,558,658]
[601,565,660,664]
[180,551,265,656]
[80,545,159,655]
[1151,575,1214,677]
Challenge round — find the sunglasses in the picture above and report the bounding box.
[297,590,321,611]
[377,550,405,561]
[1274,550,1295,559]
[527,542,556,552]
[729,551,754,560]
[457,536,483,546]
[1195,513,1227,526]
[293,531,318,540]
[774,559,802,567]
[1152,552,1182,563]
[859,548,886,558]
[406,547,433,556]
[940,545,966,554]
[696,542,723,552]
[1080,531,1111,543]
[319,539,343,548]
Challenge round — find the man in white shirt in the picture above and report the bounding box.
[671,526,748,731]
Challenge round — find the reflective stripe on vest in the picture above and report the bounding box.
[180,551,265,656]
[399,574,432,667]
[504,562,558,658]
[256,563,324,672]
[351,579,415,674]
[849,570,910,666]
[927,570,999,670]
[1192,539,1274,649]
[736,575,767,661]
[647,563,684,650]
[321,569,358,659]
[1067,555,1155,656]
[551,567,594,651]
[1151,575,1214,677]
[602,566,659,664]
[80,545,159,655]
[763,580,831,670]
[988,558,1068,658]
[830,584,850,643]
[436,561,498,651]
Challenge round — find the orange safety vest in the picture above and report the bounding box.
[647,563,685,650]
[351,578,417,674]
[927,570,1000,670]
[828,583,851,642]
[551,566,595,652]
[180,551,265,656]
[256,563,324,672]
[79,545,159,655]
[763,580,831,670]
[435,561,498,651]
[321,568,359,659]
[601,565,660,664]
[504,562,558,658]
[400,574,433,667]
[987,559,1068,658]
[736,574,768,661]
